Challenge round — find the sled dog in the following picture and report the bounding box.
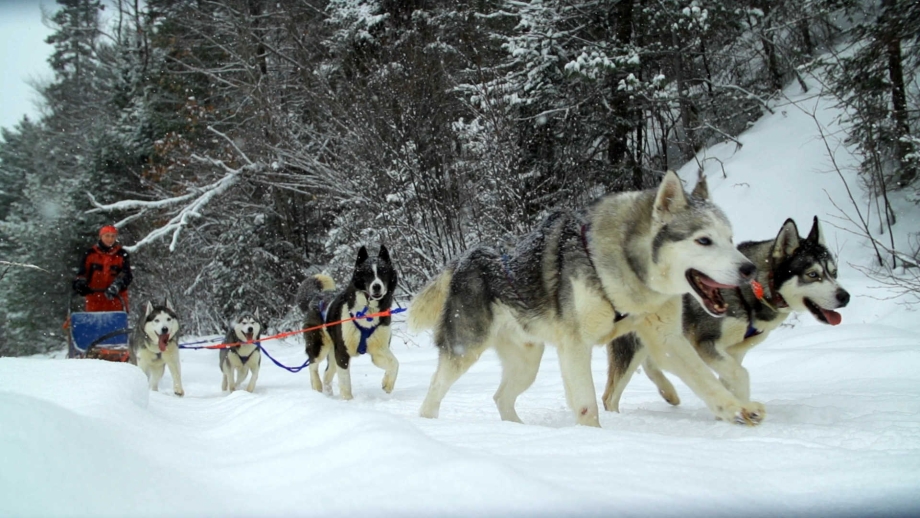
[301,246,399,399]
[220,310,263,393]
[603,216,850,415]
[409,171,761,427]
[129,299,184,396]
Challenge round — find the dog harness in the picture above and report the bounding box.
[350,307,378,355]
[231,344,260,364]
[736,288,764,340]
[744,319,762,340]
[318,299,328,321]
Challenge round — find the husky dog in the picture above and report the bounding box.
[219,311,263,393]
[603,216,850,415]
[301,246,399,399]
[409,172,760,427]
[128,299,184,396]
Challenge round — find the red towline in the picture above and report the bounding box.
[194,307,406,350]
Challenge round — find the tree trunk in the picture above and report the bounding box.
[881,0,915,186]
[607,0,635,168]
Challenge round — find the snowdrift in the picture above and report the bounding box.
[2,78,919,517]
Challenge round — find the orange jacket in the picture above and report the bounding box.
[73,242,133,312]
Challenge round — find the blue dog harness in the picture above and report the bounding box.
[744,320,762,340]
[350,307,379,355]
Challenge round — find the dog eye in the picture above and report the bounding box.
[806,272,819,279]
[695,237,712,246]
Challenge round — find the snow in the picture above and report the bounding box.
[3,80,920,517]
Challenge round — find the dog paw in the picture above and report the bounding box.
[174,388,185,397]
[726,401,765,426]
[575,406,601,427]
[601,397,619,412]
[419,403,439,419]
[659,388,681,406]
[382,377,395,394]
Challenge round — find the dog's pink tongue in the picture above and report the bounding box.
[158,333,169,352]
[245,332,253,342]
[699,276,737,290]
[822,308,842,326]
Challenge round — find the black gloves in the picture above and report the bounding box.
[104,283,120,300]
[73,278,90,296]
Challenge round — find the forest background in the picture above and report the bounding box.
[1,0,917,355]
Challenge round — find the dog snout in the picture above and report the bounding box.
[836,289,850,307]
[160,327,169,335]
[738,262,756,281]
[246,326,254,334]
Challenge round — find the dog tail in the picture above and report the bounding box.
[407,267,453,333]
[296,273,337,313]
[312,273,336,292]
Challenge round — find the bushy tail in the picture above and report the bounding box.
[312,273,336,292]
[295,273,337,313]
[407,268,453,333]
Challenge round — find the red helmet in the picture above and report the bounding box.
[99,225,118,237]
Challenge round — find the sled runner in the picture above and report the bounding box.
[66,293,130,362]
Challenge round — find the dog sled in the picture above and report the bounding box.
[66,293,131,362]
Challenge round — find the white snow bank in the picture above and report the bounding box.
[2,71,920,518]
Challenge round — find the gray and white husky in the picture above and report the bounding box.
[603,215,850,417]
[300,246,400,399]
[128,299,184,396]
[408,171,759,427]
[219,311,263,393]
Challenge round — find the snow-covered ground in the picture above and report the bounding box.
[2,79,919,518]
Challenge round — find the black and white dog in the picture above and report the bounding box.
[219,311,263,393]
[300,246,399,399]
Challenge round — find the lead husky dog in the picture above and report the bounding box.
[409,171,760,427]
[603,215,850,416]
[128,299,184,396]
[301,246,399,399]
[219,311,263,393]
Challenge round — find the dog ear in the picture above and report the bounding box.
[164,297,174,311]
[805,216,826,246]
[653,170,689,221]
[772,218,801,262]
[145,301,154,317]
[355,246,369,266]
[690,173,709,200]
[254,308,260,321]
[378,244,391,263]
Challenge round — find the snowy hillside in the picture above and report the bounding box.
[2,79,919,518]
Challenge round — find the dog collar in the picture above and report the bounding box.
[360,290,384,303]
[766,271,789,309]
